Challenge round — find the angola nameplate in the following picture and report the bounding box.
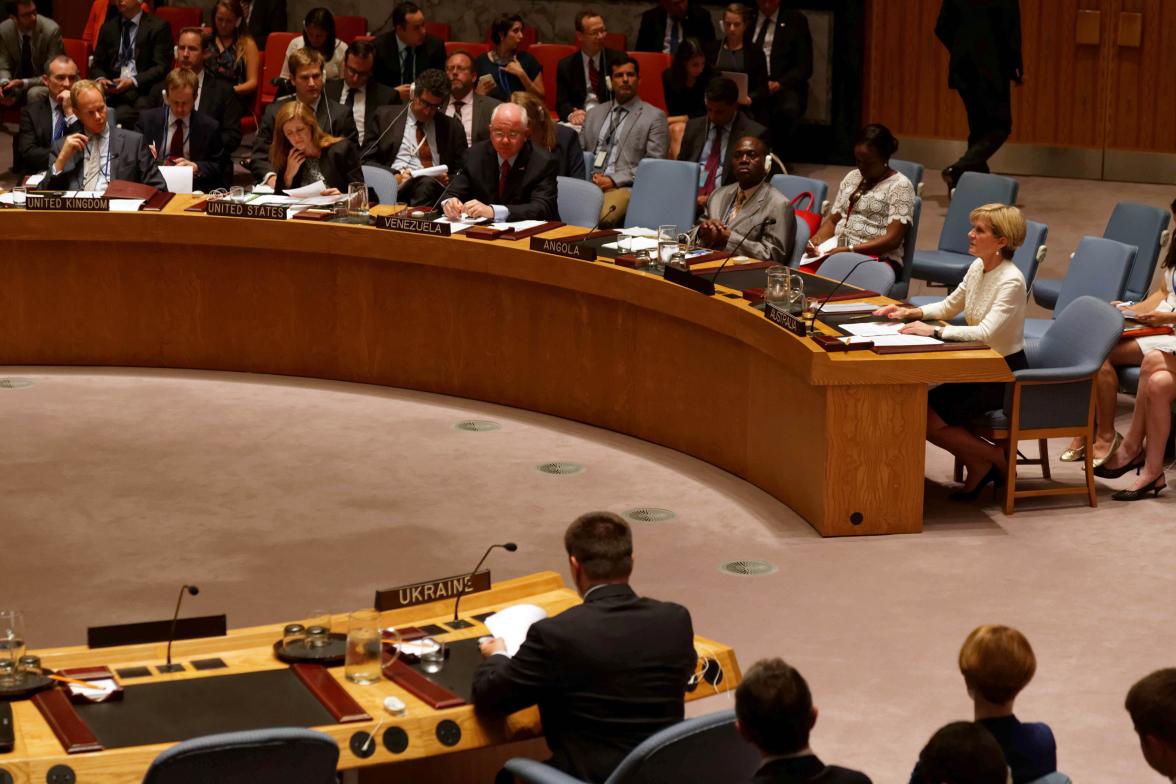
[529,236,597,261]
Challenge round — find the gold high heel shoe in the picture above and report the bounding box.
[1092,432,1124,469]
[1059,444,1086,462]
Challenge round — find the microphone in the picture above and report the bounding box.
[807,256,876,334]
[160,584,199,673]
[447,543,517,629]
[578,204,617,243]
[422,167,466,216]
[362,103,412,161]
[708,216,777,284]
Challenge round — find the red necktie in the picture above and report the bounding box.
[498,159,511,200]
[700,124,722,198]
[587,57,600,96]
[169,119,185,158]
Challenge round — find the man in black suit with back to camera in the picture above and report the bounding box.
[372,1,446,104]
[136,68,227,192]
[746,0,811,158]
[472,511,697,783]
[555,9,623,123]
[635,0,714,54]
[88,0,172,128]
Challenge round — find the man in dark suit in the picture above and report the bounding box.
[136,68,226,191]
[635,0,714,54]
[746,0,811,158]
[736,658,873,784]
[240,0,285,51]
[472,511,696,783]
[16,52,77,175]
[0,0,64,105]
[441,49,498,146]
[164,26,242,156]
[1126,668,1176,781]
[935,0,1022,190]
[88,0,172,128]
[250,47,357,187]
[372,1,446,103]
[361,68,465,206]
[914,722,1009,784]
[442,102,558,222]
[325,38,395,147]
[555,10,623,123]
[677,76,767,208]
[46,79,165,190]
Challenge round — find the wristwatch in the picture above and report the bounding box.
[933,326,943,339]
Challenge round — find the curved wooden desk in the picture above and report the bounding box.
[0,198,1012,536]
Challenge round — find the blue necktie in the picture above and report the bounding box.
[53,111,65,142]
[119,19,134,68]
[669,20,681,54]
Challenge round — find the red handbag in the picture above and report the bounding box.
[790,192,821,234]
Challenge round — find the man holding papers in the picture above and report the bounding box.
[473,511,696,783]
[696,135,794,263]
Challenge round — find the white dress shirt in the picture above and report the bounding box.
[754,12,776,63]
[341,84,366,144]
[392,110,436,172]
[445,94,474,146]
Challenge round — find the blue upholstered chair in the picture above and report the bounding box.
[583,151,594,181]
[769,173,829,215]
[557,176,605,228]
[817,252,896,297]
[1026,773,1073,784]
[889,195,922,300]
[141,728,339,784]
[361,164,397,206]
[503,709,761,784]
[911,172,1019,286]
[890,158,924,196]
[1033,202,1170,309]
[1023,237,1134,340]
[624,159,700,231]
[789,215,810,268]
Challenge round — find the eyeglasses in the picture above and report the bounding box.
[490,129,524,141]
[416,96,443,111]
[345,64,372,79]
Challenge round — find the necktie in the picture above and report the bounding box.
[669,20,681,54]
[700,124,722,198]
[82,135,103,190]
[754,15,771,48]
[19,34,34,78]
[587,57,600,96]
[598,106,626,171]
[169,119,185,158]
[119,19,134,68]
[452,99,464,122]
[402,47,414,82]
[416,124,433,168]
[345,87,356,107]
[498,159,511,200]
[53,110,66,142]
[730,188,747,222]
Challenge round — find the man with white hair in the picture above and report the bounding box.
[442,100,557,222]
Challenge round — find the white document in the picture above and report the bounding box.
[603,236,660,252]
[484,603,548,657]
[159,165,194,194]
[817,302,879,314]
[720,70,749,103]
[25,173,45,187]
[410,164,448,179]
[283,179,327,199]
[867,334,942,347]
[251,183,275,195]
[488,219,546,231]
[616,227,658,238]
[435,215,485,233]
[109,199,145,212]
[800,236,838,265]
[842,321,906,337]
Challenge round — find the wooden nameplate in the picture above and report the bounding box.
[184,198,209,212]
[812,334,874,352]
[466,221,565,242]
[290,664,371,723]
[870,341,990,355]
[381,657,465,710]
[139,191,175,211]
[32,687,104,753]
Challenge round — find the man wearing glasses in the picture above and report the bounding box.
[325,39,394,146]
[361,67,466,206]
[443,101,558,222]
[555,10,623,124]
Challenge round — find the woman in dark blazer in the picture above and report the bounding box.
[270,100,360,195]
[475,13,544,102]
[511,92,586,179]
[662,37,713,121]
[707,4,769,112]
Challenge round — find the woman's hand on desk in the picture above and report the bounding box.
[873,304,922,321]
[1135,311,1176,326]
[898,321,936,336]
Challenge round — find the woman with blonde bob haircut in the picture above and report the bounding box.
[875,204,1028,501]
[270,100,360,195]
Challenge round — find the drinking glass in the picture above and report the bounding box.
[763,265,789,309]
[345,609,382,685]
[0,611,25,666]
[282,623,307,652]
[228,185,245,202]
[347,182,369,222]
[656,224,677,273]
[305,610,332,649]
[11,186,27,207]
[786,272,807,315]
[420,638,446,674]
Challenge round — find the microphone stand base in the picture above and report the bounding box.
[156,662,186,673]
[445,619,475,630]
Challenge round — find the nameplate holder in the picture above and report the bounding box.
[663,265,716,295]
[26,195,108,212]
[374,215,452,236]
[87,614,228,649]
[529,236,597,261]
[812,334,874,352]
[766,303,808,337]
[205,200,286,220]
[374,570,490,612]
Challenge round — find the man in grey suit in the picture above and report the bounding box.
[16,52,77,175]
[697,136,794,263]
[0,0,63,104]
[45,79,165,190]
[579,54,667,227]
[441,49,499,147]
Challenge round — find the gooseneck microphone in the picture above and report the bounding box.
[708,216,777,284]
[579,204,617,243]
[425,167,466,214]
[807,257,876,334]
[160,584,199,672]
[448,543,518,629]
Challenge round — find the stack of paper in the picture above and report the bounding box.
[484,603,548,657]
[841,321,942,346]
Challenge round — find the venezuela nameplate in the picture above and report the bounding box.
[26,195,108,211]
[375,215,452,236]
[529,236,596,261]
[206,200,286,220]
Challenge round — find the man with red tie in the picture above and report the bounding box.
[135,68,227,191]
[675,76,766,210]
[554,10,623,124]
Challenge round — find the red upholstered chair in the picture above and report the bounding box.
[259,32,296,109]
[154,6,203,43]
[63,38,90,78]
[626,51,670,111]
[602,32,626,51]
[445,41,490,60]
[425,22,451,42]
[333,15,367,45]
[527,44,576,114]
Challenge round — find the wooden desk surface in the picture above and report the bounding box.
[1,572,740,784]
[0,198,1011,535]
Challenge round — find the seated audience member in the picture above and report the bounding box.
[361,68,465,206]
[706,3,767,110]
[511,91,585,179]
[251,47,356,187]
[1090,223,1176,500]
[16,53,78,175]
[170,26,242,156]
[663,36,712,121]
[635,0,715,53]
[89,0,172,127]
[0,0,63,106]
[1125,668,1176,780]
[325,39,394,146]
[279,8,346,81]
[555,10,623,124]
[472,511,696,783]
[372,1,446,103]
[915,722,1009,784]
[736,658,872,783]
[676,76,766,208]
[474,13,543,102]
[580,55,668,227]
[747,0,812,157]
[442,102,558,222]
[697,136,793,263]
[240,0,285,52]
[442,49,499,146]
[270,99,359,195]
[136,69,227,192]
[873,204,1027,501]
[46,79,166,190]
[807,124,916,274]
[205,0,260,116]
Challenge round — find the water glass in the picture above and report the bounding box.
[282,623,306,652]
[420,638,446,674]
[305,610,332,649]
[347,182,369,222]
[0,610,25,667]
[344,609,382,685]
[763,265,790,309]
[656,224,677,273]
[11,186,27,207]
[228,185,245,202]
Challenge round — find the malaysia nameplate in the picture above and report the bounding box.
[374,215,452,236]
[205,200,287,220]
[26,195,108,211]
[529,236,597,261]
[373,570,491,611]
[766,303,808,337]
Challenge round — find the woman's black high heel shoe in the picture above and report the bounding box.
[1093,452,1145,479]
[949,467,1001,502]
[1111,475,1167,502]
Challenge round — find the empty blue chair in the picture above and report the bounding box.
[1023,236,1134,340]
[889,195,922,300]
[557,176,604,228]
[1034,202,1170,309]
[817,252,896,296]
[890,158,924,196]
[911,171,1019,286]
[624,159,699,231]
[789,215,810,268]
[504,709,761,784]
[769,173,829,215]
[142,728,339,784]
[361,164,397,206]
[583,151,594,181]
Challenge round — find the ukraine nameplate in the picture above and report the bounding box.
[373,570,490,611]
[374,215,452,236]
[205,200,287,220]
[766,302,808,337]
[26,196,108,211]
[529,236,597,261]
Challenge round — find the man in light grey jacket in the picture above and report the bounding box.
[698,135,795,264]
[0,0,63,104]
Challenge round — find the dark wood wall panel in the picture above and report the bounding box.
[1106,0,1176,152]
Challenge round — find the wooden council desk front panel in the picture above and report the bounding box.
[0,201,1012,536]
